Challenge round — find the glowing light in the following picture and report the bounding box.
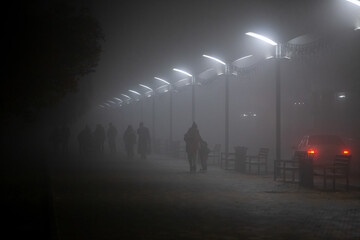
[139,84,153,91]
[234,55,253,62]
[355,27,360,31]
[307,149,316,154]
[108,101,116,104]
[121,94,131,99]
[338,94,346,98]
[343,150,350,155]
[266,56,274,59]
[128,90,141,95]
[346,0,360,7]
[176,78,190,84]
[173,68,192,77]
[114,97,123,102]
[154,77,170,85]
[246,32,278,46]
[202,54,226,65]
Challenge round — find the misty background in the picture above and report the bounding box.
[3,0,360,169]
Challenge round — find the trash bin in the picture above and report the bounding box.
[299,155,314,188]
[234,146,247,173]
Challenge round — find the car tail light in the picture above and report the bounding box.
[343,150,350,155]
[307,149,316,154]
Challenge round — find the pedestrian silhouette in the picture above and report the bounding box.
[199,140,210,172]
[184,122,203,173]
[137,122,151,159]
[107,122,118,155]
[123,125,137,160]
[93,124,106,155]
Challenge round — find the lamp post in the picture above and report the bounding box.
[120,94,132,125]
[173,68,195,122]
[245,32,282,162]
[128,89,142,121]
[202,54,230,165]
[155,77,173,143]
[139,83,156,151]
[346,0,360,7]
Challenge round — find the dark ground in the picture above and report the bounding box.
[3,153,360,239]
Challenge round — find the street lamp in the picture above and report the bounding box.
[113,97,123,106]
[155,77,173,143]
[128,89,143,121]
[121,94,131,103]
[173,68,195,122]
[346,0,360,7]
[202,54,230,166]
[246,31,282,163]
[139,83,156,150]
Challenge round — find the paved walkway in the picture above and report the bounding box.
[50,155,360,239]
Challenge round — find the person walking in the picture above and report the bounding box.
[137,122,151,160]
[184,122,203,174]
[107,122,118,155]
[123,125,136,160]
[199,140,210,172]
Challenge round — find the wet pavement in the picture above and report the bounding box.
[50,155,360,239]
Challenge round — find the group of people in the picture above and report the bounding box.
[52,120,208,172]
[123,122,151,160]
[77,122,117,156]
[77,121,151,160]
[184,122,210,174]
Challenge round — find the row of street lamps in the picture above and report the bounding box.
[98,0,359,160]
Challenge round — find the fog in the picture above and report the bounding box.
[3,0,360,238]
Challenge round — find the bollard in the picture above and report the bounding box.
[299,155,314,188]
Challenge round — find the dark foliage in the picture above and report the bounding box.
[3,1,104,120]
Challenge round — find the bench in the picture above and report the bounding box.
[245,148,269,174]
[274,151,307,182]
[314,154,351,190]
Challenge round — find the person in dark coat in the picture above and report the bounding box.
[123,125,136,160]
[93,124,106,154]
[107,122,118,155]
[184,122,203,173]
[137,122,151,159]
[199,140,210,172]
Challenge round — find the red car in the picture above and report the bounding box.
[296,134,351,166]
